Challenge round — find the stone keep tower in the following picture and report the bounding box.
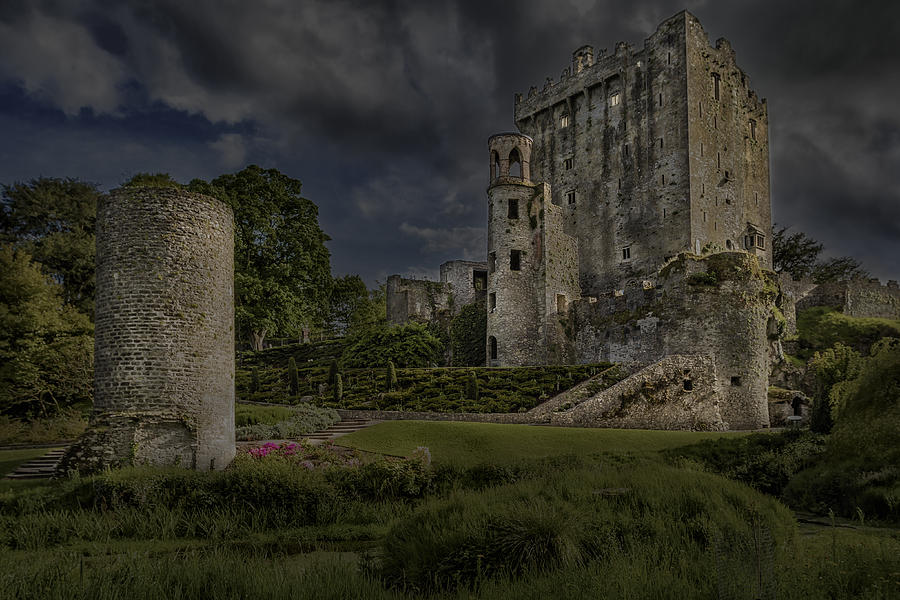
[60,186,235,474]
[512,10,771,295]
[487,134,580,366]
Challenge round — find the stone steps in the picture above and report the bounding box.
[4,448,67,480]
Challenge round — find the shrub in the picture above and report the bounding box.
[334,373,343,404]
[386,361,397,392]
[328,358,340,386]
[450,301,486,366]
[796,306,900,358]
[465,370,479,401]
[287,357,299,396]
[250,366,260,394]
[341,323,443,368]
[235,404,339,441]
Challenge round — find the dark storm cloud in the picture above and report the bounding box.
[0,0,897,282]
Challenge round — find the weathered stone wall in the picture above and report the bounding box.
[550,355,726,430]
[386,275,452,325]
[573,252,775,429]
[512,11,770,295]
[685,14,771,266]
[796,279,900,320]
[439,260,488,310]
[60,186,235,474]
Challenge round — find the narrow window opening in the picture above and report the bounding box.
[659,137,664,149]
[491,151,500,180]
[488,251,496,273]
[566,190,576,205]
[683,379,693,391]
[756,235,765,249]
[714,115,718,130]
[792,397,803,417]
[622,247,631,260]
[712,73,720,100]
[510,249,521,271]
[667,52,671,65]
[750,119,757,140]
[564,157,574,170]
[624,144,630,158]
[726,239,733,250]
[661,174,666,185]
[703,211,707,223]
[560,114,570,128]
[714,221,718,231]
[717,152,721,169]
[473,270,487,290]
[701,142,704,157]
[725,196,731,205]
[699,101,703,117]
[489,292,496,311]
[730,376,742,386]
[755,192,759,207]
[658,93,663,107]
[508,199,519,219]
[509,148,522,178]
[609,92,620,106]
[489,336,498,360]
[556,294,567,313]
[702,183,705,195]
[663,207,667,218]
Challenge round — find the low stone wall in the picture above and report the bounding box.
[550,355,728,431]
[796,279,900,320]
[336,409,534,424]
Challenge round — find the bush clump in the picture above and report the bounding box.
[235,404,339,441]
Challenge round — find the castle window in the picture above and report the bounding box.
[717,152,721,169]
[473,270,487,290]
[560,114,570,128]
[489,252,496,273]
[622,247,631,260]
[658,93,663,107]
[564,157,574,170]
[756,234,765,249]
[489,292,496,311]
[508,199,519,219]
[725,196,731,204]
[510,249,521,271]
[683,379,693,391]
[566,190,576,205]
[701,142,704,157]
[712,73,720,100]
[618,179,621,190]
[702,183,705,195]
[755,191,759,206]
[609,92,620,106]
[731,376,742,386]
[489,336,498,360]
[703,211,707,223]
[509,148,522,178]
[624,144,630,158]
[714,115,718,130]
[699,101,703,117]
[661,174,665,185]
[750,119,757,140]
[556,294,567,313]
[726,239,733,250]
[714,221,718,231]
[491,151,500,180]
[659,137,664,149]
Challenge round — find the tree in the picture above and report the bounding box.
[287,357,299,396]
[188,166,332,351]
[347,283,387,335]
[386,360,397,392]
[811,256,869,284]
[122,172,182,188]
[773,225,870,283]
[465,370,479,401]
[450,301,487,366]
[1,177,100,317]
[328,274,370,335]
[772,225,822,280]
[0,245,93,417]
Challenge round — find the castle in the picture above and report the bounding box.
[383,11,899,430]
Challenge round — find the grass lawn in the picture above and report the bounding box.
[0,447,61,477]
[335,420,751,466]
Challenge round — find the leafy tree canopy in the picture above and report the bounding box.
[1,177,100,317]
[0,245,93,417]
[341,323,443,368]
[773,225,869,283]
[122,172,183,188]
[328,274,370,335]
[188,166,332,350]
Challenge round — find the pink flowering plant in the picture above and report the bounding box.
[241,439,363,469]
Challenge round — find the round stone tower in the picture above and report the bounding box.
[60,186,235,474]
[486,133,542,366]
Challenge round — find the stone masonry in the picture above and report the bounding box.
[58,186,235,474]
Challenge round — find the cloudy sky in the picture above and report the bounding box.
[1,0,898,284]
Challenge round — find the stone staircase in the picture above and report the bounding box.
[300,417,379,444]
[4,447,67,480]
[526,365,628,421]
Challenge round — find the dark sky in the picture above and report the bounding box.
[1,0,898,284]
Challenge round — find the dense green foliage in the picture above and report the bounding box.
[122,172,183,189]
[287,357,299,396]
[327,274,371,335]
[188,166,332,350]
[450,301,486,366]
[1,177,99,317]
[808,342,863,432]
[796,306,900,358]
[235,404,339,441]
[237,363,617,413]
[341,324,443,369]
[784,338,900,521]
[0,246,93,417]
[2,422,897,598]
[234,404,296,427]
